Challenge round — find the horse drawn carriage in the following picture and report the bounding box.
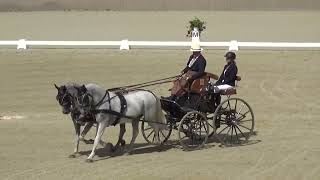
[138,71,255,150]
[56,70,255,161]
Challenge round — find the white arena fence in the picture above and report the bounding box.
[0,39,320,51]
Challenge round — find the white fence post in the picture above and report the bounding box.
[229,40,239,51]
[120,39,130,50]
[17,39,27,50]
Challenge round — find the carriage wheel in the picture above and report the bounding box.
[213,98,254,146]
[178,111,209,150]
[141,121,172,145]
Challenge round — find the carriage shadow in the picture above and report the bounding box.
[206,131,261,148]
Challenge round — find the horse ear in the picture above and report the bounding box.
[61,85,67,92]
[81,85,87,92]
[54,84,59,90]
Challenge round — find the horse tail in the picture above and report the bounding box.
[143,91,167,130]
[154,96,167,129]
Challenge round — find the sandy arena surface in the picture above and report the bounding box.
[0,11,319,180]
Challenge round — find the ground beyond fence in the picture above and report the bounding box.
[1,0,320,11]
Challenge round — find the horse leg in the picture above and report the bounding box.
[112,123,126,152]
[69,121,81,158]
[78,122,94,143]
[154,128,161,144]
[85,122,107,147]
[125,121,139,155]
[86,121,107,162]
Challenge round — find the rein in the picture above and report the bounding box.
[108,75,180,91]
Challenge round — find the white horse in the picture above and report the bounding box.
[75,83,167,162]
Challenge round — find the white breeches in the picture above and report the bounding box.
[214,84,233,93]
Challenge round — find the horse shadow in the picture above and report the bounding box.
[76,140,178,161]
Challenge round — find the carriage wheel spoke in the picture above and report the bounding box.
[237,104,245,116]
[234,126,240,143]
[237,111,250,120]
[235,125,247,140]
[160,130,166,139]
[202,121,208,133]
[144,126,153,131]
[208,121,215,129]
[234,99,238,111]
[217,125,229,135]
[198,121,202,137]
[152,133,155,142]
[147,129,155,139]
[239,119,253,123]
[230,126,234,143]
[191,133,196,146]
[227,100,232,111]
[222,126,232,143]
[238,124,252,131]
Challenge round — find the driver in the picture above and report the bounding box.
[165,43,207,100]
[181,43,207,83]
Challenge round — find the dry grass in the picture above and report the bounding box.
[0,11,320,180]
[0,48,319,180]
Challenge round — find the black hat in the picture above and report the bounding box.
[224,51,236,60]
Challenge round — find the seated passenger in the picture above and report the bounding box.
[214,51,238,93]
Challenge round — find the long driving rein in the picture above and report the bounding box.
[78,76,180,126]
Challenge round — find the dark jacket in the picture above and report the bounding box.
[182,54,207,81]
[216,62,238,86]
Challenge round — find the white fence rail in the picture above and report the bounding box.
[1,39,320,50]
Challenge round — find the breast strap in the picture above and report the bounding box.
[112,91,127,126]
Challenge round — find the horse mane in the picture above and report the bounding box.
[64,82,81,97]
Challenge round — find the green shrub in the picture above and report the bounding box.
[186,17,206,37]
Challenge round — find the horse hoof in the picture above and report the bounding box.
[120,140,126,146]
[85,159,94,163]
[68,154,76,158]
[111,146,118,152]
[84,139,94,144]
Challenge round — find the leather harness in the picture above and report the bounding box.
[90,91,129,126]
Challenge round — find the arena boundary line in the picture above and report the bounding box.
[0,39,320,51]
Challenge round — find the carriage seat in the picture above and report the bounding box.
[220,87,237,95]
[219,76,241,95]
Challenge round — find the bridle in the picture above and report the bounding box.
[77,90,112,115]
[56,91,73,111]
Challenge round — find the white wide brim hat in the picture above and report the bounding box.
[190,42,203,52]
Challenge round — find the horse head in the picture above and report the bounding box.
[74,85,94,123]
[54,84,73,114]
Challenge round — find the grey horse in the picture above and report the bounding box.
[54,83,126,157]
[75,83,167,162]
